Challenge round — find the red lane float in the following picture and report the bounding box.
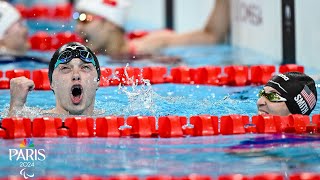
[1,114,320,139]
[180,116,194,136]
[253,115,311,134]
[312,114,320,132]
[145,175,173,180]
[0,127,5,138]
[220,115,249,135]
[142,66,167,84]
[95,116,124,137]
[0,79,9,89]
[178,174,212,180]
[189,115,219,136]
[252,173,284,180]
[250,65,276,85]
[64,117,95,137]
[290,172,320,180]
[29,31,83,51]
[0,65,309,89]
[99,67,113,87]
[218,174,249,180]
[36,176,67,180]
[107,175,139,180]
[158,116,185,138]
[114,67,142,85]
[53,32,84,50]
[0,70,6,89]
[1,117,32,139]
[285,114,310,133]
[15,3,72,20]
[190,66,221,85]
[252,115,278,133]
[171,66,191,84]
[273,115,309,133]
[33,69,51,90]
[127,116,157,137]
[57,127,69,137]
[53,3,72,19]
[5,69,31,80]
[28,4,50,19]
[224,66,249,86]
[30,32,53,51]
[33,117,62,137]
[73,175,104,180]
[279,64,304,73]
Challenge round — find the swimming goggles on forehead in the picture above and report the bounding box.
[258,89,287,102]
[54,49,96,69]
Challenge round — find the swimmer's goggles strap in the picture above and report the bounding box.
[54,50,96,68]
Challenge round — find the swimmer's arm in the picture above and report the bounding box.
[8,77,35,117]
[165,0,230,46]
[132,0,230,53]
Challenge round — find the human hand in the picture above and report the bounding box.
[9,77,35,109]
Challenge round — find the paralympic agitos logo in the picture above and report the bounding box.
[8,138,46,179]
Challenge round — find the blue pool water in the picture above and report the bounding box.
[1,135,320,177]
[1,50,320,177]
[1,15,320,178]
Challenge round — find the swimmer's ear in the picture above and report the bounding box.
[96,80,100,91]
[50,83,55,94]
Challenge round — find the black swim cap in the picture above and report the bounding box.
[48,42,100,84]
[265,72,317,115]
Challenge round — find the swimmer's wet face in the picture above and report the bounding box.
[51,58,99,115]
[256,86,291,116]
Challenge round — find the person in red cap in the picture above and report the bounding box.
[257,72,317,116]
[0,1,30,56]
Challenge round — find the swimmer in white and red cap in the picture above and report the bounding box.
[0,1,29,56]
[74,0,181,63]
[75,0,130,55]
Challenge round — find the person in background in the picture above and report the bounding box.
[257,72,317,116]
[75,0,130,56]
[74,0,180,63]
[0,1,29,56]
[130,0,230,54]
[8,42,101,117]
[0,0,49,64]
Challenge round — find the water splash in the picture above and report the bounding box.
[118,64,158,129]
[118,64,156,114]
[0,105,44,119]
